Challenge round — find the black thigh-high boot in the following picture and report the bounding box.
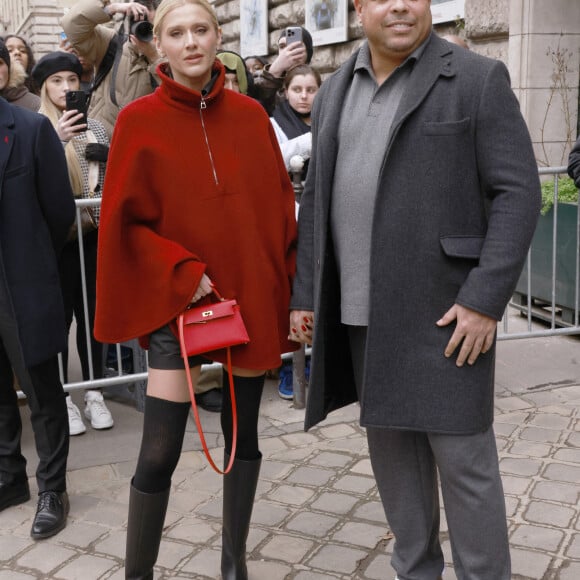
[126,396,190,579]
[221,452,262,580]
[125,479,170,580]
[220,372,265,580]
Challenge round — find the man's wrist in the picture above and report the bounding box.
[268,61,286,79]
[102,1,114,17]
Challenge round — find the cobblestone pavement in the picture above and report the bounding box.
[1,330,580,579]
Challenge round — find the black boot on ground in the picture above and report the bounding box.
[0,476,30,511]
[125,480,170,580]
[0,403,30,512]
[221,452,262,580]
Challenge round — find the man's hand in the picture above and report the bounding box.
[436,304,496,367]
[105,2,149,20]
[57,110,87,142]
[289,310,314,345]
[269,39,308,78]
[131,36,159,62]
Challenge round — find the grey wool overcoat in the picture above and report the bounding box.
[291,34,542,434]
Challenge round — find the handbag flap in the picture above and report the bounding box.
[183,299,237,326]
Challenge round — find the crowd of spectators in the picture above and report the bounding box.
[0,0,320,543]
[2,3,573,574]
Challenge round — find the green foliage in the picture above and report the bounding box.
[541,176,578,215]
[453,17,465,31]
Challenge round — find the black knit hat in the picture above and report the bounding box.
[0,40,10,69]
[31,51,82,88]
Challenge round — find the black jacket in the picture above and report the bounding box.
[568,136,580,188]
[0,97,75,366]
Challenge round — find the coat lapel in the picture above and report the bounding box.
[317,53,357,157]
[315,52,358,204]
[0,99,16,199]
[388,34,455,152]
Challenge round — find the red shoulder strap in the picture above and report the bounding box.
[178,313,237,475]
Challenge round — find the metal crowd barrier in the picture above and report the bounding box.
[17,166,579,406]
[499,166,580,340]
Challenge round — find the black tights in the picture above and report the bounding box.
[220,370,265,460]
[133,371,265,494]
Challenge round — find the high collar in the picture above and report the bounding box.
[156,60,226,110]
[0,84,28,103]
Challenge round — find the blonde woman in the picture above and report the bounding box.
[31,52,113,436]
[94,0,297,578]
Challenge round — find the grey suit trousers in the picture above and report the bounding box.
[348,325,510,580]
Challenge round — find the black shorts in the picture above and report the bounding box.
[148,324,211,370]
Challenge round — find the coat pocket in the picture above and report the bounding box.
[4,164,29,179]
[422,118,470,136]
[440,235,485,259]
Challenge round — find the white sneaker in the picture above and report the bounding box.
[66,396,86,436]
[84,391,114,430]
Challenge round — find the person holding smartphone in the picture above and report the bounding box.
[31,52,114,437]
[61,0,163,139]
[253,25,314,115]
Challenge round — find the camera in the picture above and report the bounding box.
[129,15,153,42]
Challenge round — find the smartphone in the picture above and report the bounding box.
[65,90,88,129]
[285,26,303,45]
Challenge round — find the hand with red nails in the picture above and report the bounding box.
[190,273,213,303]
[289,310,314,345]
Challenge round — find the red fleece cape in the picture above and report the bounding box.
[95,62,298,369]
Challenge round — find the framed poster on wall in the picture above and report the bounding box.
[240,0,268,57]
[430,0,465,25]
[304,0,348,47]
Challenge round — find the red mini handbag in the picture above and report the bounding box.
[177,287,250,474]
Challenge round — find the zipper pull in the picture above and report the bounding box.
[200,98,207,110]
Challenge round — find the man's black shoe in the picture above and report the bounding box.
[0,478,30,512]
[30,491,69,540]
[195,388,222,412]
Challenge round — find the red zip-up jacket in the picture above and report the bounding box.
[95,61,298,369]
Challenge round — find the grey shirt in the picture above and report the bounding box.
[330,40,426,325]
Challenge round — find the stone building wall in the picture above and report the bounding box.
[508,0,580,167]
[1,0,65,57]
[215,0,363,75]
[464,0,509,61]
[2,0,578,165]
[215,0,510,74]
[215,0,578,167]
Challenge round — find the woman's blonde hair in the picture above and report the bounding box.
[153,0,219,39]
[39,84,83,196]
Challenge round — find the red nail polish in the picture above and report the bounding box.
[301,325,307,332]
[292,328,297,333]
[303,317,310,323]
